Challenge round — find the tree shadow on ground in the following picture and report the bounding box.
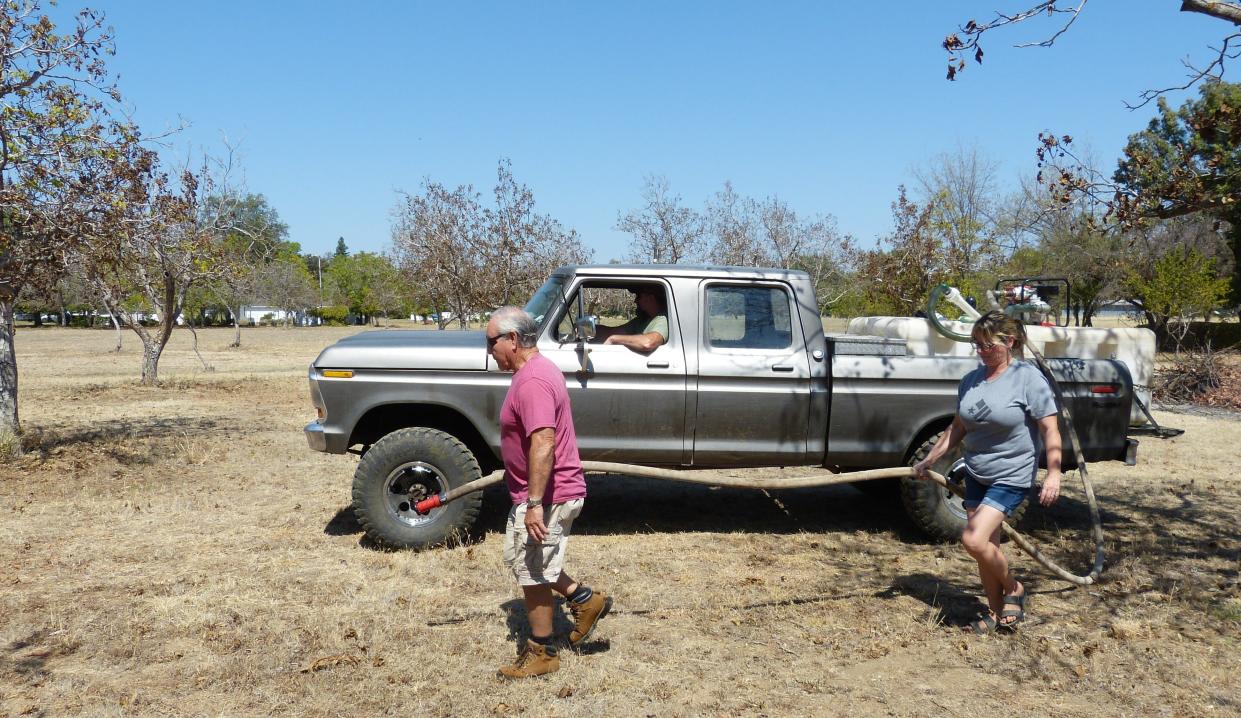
[13,417,222,467]
[0,630,62,687]
[22,417,220,452]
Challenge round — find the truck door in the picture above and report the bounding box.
[693,281,811,465]
[539,280,688,464]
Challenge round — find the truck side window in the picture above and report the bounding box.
[705,285,792,349]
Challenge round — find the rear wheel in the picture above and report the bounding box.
[351,427,484,550]
[900,430,1031,542]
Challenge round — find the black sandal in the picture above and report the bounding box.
[970,612,999,635]
[998,583,1027,630]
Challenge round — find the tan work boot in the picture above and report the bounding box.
[497,639,559,679]
[568,591,612,647]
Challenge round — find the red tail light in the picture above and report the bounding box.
[1090,385,1118,394]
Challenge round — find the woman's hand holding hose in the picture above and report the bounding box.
[1039,470,1062,506]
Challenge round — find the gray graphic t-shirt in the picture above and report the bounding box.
[958,360,1057,488]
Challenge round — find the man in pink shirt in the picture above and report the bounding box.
[486,306,611,679]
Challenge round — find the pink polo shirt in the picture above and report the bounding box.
[499,352,586,505]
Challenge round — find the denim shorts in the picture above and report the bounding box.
[963,473,1030,516]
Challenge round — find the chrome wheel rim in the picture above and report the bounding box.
[383,461,448,527]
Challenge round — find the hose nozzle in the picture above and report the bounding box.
[413,493,446,515]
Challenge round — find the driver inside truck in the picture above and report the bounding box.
[592,284,668,352]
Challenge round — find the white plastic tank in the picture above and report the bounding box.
[846,316,1156,425]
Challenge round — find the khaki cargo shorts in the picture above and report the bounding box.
[503,499,583,586]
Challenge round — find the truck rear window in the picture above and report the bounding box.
[705,285,792,349]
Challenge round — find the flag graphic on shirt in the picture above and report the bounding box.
[969,399,992,423]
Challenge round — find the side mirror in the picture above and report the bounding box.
[574,315,597,342]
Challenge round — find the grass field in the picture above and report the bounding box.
[1,326,1239,717]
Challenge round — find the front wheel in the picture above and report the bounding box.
[351,427,484,550]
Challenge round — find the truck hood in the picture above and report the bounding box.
[313,329,489,370]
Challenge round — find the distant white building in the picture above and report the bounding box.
[239,305,289,325]
[238,305,322,326]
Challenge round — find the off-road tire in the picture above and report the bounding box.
[352,427,483,550]
[900,430,1031,542]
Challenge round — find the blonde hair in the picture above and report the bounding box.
[970,310,1026,358]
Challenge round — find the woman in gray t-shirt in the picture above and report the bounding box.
[913,311,1063,634]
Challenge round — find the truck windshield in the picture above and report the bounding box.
[523,275,566,328]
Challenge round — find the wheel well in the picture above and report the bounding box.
[349,404,500,472]
[904,416,954,462]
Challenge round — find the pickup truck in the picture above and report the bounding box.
[305,264,1137,549]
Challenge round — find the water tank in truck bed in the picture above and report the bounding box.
[845,316,1155,425]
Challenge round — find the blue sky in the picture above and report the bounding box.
[88,2,1229,262]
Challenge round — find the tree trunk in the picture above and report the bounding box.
[138,308,176,386]
[111,311,122,354]
[103,305,123,352]
[134,314,177,386]
[230,306,241,348]
[184,321,213,372]
[0,297,20,454]
[1145,311,1172,350]
[1229,222,1241,307]
[141,334,161,385]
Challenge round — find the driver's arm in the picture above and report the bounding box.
[603,331,665,352]
[591,318,635,343]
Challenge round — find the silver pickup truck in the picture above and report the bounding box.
[305,264,1136,549]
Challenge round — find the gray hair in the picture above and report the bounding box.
[490,306,539,348]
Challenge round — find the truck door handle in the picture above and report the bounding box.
[771,364,794,372]
[646,361,670,369]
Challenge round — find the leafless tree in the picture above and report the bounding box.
[254,256,317,327]
[392,181,486,329]
[206,193,287,345]
[83,148,244,385]
[705,182,853,309]
[617,175,706,264]
[704,182,763,266]
[479,159,590,306]
[847,187,944,316]
[210,261,260,344]
[913,146,1004,288]
[393,161,590,328]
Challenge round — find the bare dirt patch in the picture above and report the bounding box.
[1,326,1238,717]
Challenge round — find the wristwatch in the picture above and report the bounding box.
[526,497,543,508]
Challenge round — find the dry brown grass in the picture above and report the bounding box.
[1,326,1239,717]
